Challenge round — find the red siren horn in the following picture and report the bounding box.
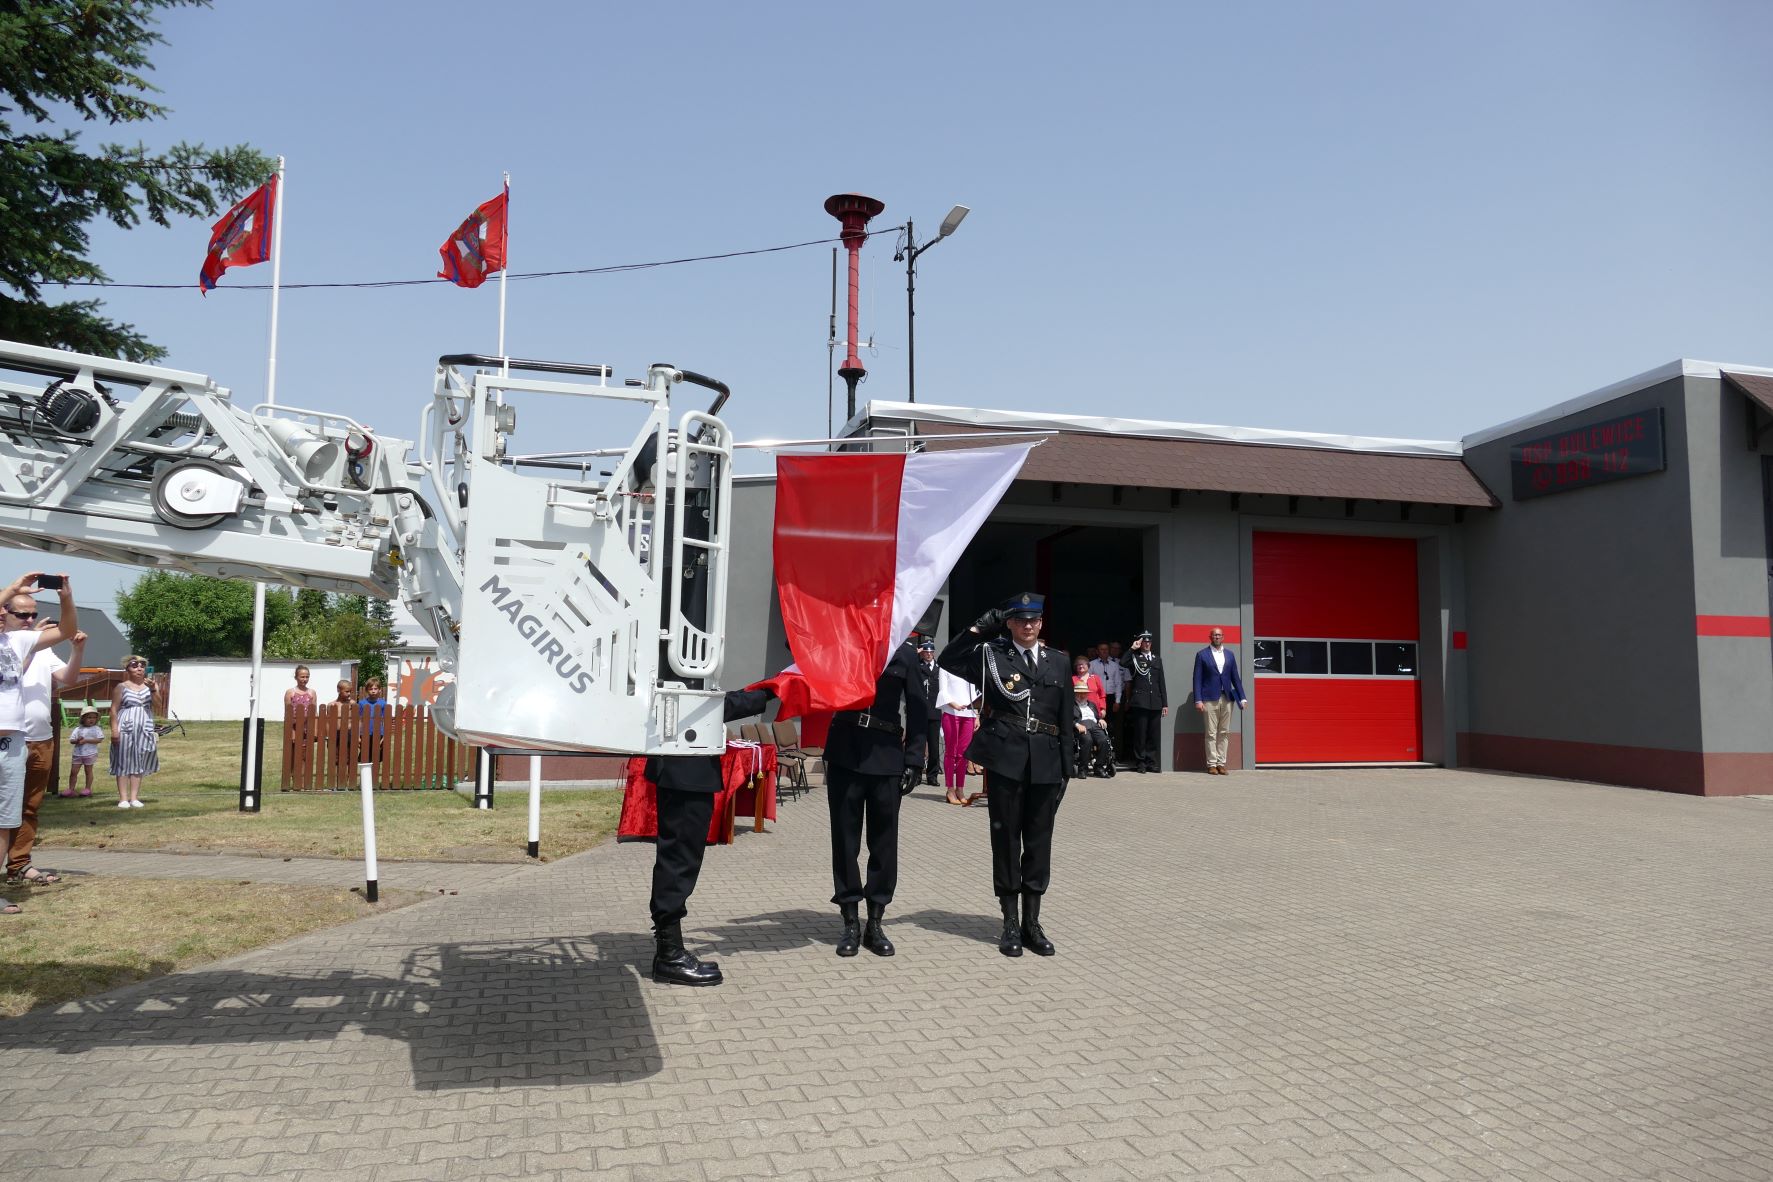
[824,193,886,424]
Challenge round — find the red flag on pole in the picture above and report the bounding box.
[437,189,509,289]
[198,176,277,292]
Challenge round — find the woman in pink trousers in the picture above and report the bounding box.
[937,666,979,805]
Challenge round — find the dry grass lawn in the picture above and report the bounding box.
[38,721,623,862]
[0,876,418,1017]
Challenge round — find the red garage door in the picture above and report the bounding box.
[1252,532,1422,763]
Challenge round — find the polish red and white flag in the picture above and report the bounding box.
[756,443,1031,727]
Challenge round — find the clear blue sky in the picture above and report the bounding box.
[30,0,1773,602]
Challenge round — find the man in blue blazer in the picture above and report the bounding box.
[1191,627,1247,775]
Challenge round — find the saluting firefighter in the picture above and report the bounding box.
[916,637,943,787]
[1120,629,1169,773]
[937,592,1079,958]
[822,636,931,957]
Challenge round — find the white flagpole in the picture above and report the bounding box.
[242,155,286,813]
[498,172,510,378]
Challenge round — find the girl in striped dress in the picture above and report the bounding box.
[109,656,159,808]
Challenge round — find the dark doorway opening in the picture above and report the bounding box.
[946,521,1147,656]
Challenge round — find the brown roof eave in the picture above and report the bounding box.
[1724,373,1773,451]
[914,423,1499,509]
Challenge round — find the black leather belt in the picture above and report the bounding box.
[1017,717,1059,737]
[847,711,903,737]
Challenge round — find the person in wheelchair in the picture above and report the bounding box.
[1071,676,1116,779]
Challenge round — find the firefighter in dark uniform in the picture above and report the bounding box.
[917,637,943,786]
[822,638,930,957]
[645,686,776,986]
[937,592,1078,958]
[1120,629,1169,773]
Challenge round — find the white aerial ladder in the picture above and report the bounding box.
[0,339,735,757]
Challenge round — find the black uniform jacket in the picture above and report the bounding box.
[1121,651,1169,710]
[917,660,942,722]
[937,631,1078,783]
[648,687,776,793]
[822,642,930,777]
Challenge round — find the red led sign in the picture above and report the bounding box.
[1510,408,1665,501]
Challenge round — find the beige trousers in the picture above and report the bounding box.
[1203,698,1233,769]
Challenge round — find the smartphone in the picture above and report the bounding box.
[36,575,63,590]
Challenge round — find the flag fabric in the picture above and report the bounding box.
[437,189,509,288]
[198,175,277,292]
[754,443,1032,720]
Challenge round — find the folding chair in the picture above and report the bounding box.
[768,719,811,799]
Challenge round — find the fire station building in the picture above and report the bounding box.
[722,360,1773,795]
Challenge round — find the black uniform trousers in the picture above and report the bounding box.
[650,785,716,929]
[1127,707,1162,771]
[983,771,1065,898]
[826,765,903,906]
[924,719,942,780]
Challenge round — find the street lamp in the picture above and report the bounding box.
[895,204,969,404]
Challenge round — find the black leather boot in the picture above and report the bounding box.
[1020,892,1055,956]
[835,902,861,957]
[862,901,895,957]
[651,922,723,986]
[998,896,1023,957]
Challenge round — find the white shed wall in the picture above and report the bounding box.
[168,659,354,721]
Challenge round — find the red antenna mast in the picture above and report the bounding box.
[824,192,886,425]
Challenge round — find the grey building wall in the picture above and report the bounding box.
[1683,374,1773,786]
[987,486,1464,772]
[725,373,1766,793]
[723,474,1467,775]
[30,598,129,669]
[1159,501,1243,770]
[723,478,788,716]
[1460,377,1707,789]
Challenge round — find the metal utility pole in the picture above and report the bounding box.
[896,205,970,405]
[827,247,837,438]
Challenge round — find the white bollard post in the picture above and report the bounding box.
[475,748,494,810]
[527,755,541,859]
[359,762,379,903]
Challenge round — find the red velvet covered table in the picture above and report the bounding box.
[618,742,778,844]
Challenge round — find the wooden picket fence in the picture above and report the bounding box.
[281,703,478,791]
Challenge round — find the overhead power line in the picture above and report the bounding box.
[46,228,909,291]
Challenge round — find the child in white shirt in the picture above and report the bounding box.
[65,709,103,798]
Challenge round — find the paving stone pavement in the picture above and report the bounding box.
[2,767,1770,1182]
[36,849,533,894]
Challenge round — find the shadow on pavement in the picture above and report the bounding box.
[699,907,838,955]
[893,907,1003,947]
[698,906,1006,953]
[0,935,662,1090]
